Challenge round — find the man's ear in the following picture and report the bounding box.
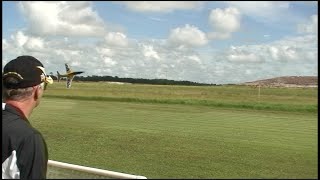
[34,86,40,100]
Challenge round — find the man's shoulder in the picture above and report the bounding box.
[3,111,36,138]
[2,103,21,120]
[3,103,29,128]
[2,103,44,139]
[2,108,25,127]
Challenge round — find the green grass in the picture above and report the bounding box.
[44,81,318,113]
[30,82,317,178]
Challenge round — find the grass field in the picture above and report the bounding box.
[31,81,317,178]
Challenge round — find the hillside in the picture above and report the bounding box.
[242,76,318,87]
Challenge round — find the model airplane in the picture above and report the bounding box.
[57,63,84,88]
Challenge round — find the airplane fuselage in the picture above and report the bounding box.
[57,63,84,88]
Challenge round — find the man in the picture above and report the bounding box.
[2,55,53,179]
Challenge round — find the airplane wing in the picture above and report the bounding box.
[72,71,84,75]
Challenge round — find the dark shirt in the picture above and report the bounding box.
[2,103,48,179]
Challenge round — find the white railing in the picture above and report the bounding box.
[48,160,147,179]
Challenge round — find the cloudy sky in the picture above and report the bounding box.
[2,1,318,84]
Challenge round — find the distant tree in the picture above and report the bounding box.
[72,75,213,86]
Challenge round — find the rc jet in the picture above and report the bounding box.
[57,63,84,88]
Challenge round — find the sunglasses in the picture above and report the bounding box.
[42,76,53,90]
[37,66,53,90]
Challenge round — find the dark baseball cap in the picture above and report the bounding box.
[3,55,53,89]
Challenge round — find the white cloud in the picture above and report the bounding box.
[168,24,208,47]
[97,47,114,57]
[70,61,81,67]
[204,33,318,83]
[227,46,262,63]
[103,57,117,67]
[269,46,280,60]
[187,55,201,64]
[24,37,44,51]
[104,32,129,47]
[297,14,318,34]
[18,1,106,37]
[207,7,241,40]
[2,39,9,50]
[12,31,28,47]
[227,33,317,64]
[228,54,259,63]
[245,69,252,75]
[119,1,204,13]
[143,45,160,60]
[223,1,290,23]
[209,7,241,32]
[268,46,300,62]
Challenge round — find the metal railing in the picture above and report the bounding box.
[48,160,147,179]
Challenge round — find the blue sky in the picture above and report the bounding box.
[2,1,318,84]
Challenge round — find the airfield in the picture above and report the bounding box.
[31,81,317,178]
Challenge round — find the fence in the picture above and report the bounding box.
[47,160,147,179]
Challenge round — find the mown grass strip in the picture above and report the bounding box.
[43,94,317,113]
[34,98,317,178]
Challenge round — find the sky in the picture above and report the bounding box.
[2,1,318,84]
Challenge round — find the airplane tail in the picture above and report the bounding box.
[57,71,61,82]
[65,63,72,74]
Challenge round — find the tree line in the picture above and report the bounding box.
[65,75,216,86]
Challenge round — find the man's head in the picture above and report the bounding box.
[2,56,53,106]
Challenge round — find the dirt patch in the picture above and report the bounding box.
[241,76,318,87]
